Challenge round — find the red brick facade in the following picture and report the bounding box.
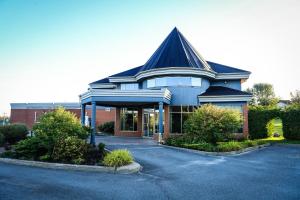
[10,108,115,129]
[114,107,143,137]
[10,104,249,140]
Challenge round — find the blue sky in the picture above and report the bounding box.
[1,0,300,115]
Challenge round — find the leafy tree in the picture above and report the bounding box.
[247,83,279,106]
[290,90,300,105]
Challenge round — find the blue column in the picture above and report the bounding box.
[90,101,96,146]
[81,104,86,125]
[158,102,163,137]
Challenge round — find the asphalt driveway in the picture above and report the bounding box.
[0,136,299,200]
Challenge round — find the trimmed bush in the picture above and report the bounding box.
[217,141,242,152]
[84,143,106,165]
[14,136,49,160]
[182,142,215,152]
[0,133,4,146]
[33,107,88,140]
[248,106,281,139]
[103,149,133,168]
[282,105,300,140]
[183,104,242,144]
[0,124,28,145]
[0,150,16,158]
[52,136,88,164]
[98,121,114,134]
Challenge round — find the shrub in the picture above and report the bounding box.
[98,143,105,154]
[248,106,281,139]
[98,121,114,134]
[0,133,4,146]
[103,149,133,169]
[242,140,258,147]
[183,104,242,144]
[282,105,300,140]
[217,141,242,152]
[84,145,101,165]
[0,124,28,144]
[14,136,49,160]
[52,136,88,164]
[266,119,275,137]
[182,142,215,152]
[0,150,16,158]
[33,107,88,140]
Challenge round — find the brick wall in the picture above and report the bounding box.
[10,108,115,130]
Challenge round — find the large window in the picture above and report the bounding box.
[120,108,138,131]
[147,77,201,88]
[170,105,197,134]
[120,83,139,90]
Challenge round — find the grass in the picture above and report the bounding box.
[273,118,283,135]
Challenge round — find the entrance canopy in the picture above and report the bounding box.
[80,88,171,106]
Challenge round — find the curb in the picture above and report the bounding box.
[0,158,141,174]
[160,143,271,156]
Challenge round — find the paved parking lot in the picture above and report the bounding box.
[0,136,299,200]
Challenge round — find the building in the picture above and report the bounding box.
[80,27,252,142]
[10,103,115,129]
[277,100,291,108]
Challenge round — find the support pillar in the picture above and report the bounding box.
[90,101,96,146]
[81,104,86,126]
[158,102,163,141]
[163,104,170,139]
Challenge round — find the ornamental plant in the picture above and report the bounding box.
[103,149,133,169]
[183,104,242,144]
[33,107,88,140]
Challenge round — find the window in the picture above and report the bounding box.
[191,77,202,87]
[170,105,197,134]
[147,77,201,88]
[120,108,138,131]
[120,83,139,90]
[147,79,155,88]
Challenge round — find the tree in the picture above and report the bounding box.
[290,90,300,105]
[247,83,279,106]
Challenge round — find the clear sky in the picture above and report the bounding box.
[1,0,300,115]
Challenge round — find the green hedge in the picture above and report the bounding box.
[282,105,300,140]
[248,106,281,139]
[249,105,300,140]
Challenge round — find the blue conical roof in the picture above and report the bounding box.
[139,27,212,72]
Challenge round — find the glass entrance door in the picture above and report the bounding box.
[143,110,155,137]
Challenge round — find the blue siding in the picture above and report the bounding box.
[142,78,210,105]
[210,80,241,90]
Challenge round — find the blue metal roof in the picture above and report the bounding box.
[110,65,142,77]
[139,27,211,72]
[90,77,110,84]
[90,28,251,84]
[207,61,250,74]
[200,86,252,96]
